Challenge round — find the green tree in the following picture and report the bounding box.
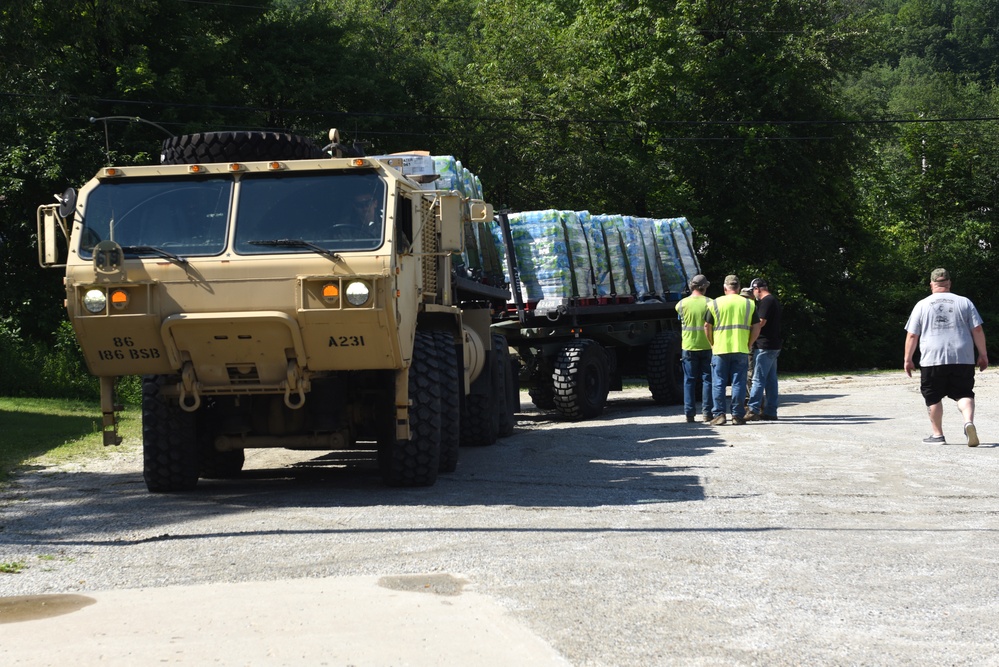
[0,0,437,347]
[848,0,999,356]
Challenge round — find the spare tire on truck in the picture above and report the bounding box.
[160,131,326,165]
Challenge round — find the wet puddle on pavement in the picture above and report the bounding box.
[0,594,96,623]
[377,573,469,596]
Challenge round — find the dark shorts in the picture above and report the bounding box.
[920,365,976,406]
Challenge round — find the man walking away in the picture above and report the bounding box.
[704,275,761,426]
[747,278,782,421]
[904,268,988,446]
[675,275,714,422]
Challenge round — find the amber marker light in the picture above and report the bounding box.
[188,165,204,173]
[103,168,122,177]
[351,158,367,167]
[268,162,285,170]
[322,283,340,303]
[229,163,243,172]
[109,289,130,310]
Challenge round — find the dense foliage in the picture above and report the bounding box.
[3,0,998,398]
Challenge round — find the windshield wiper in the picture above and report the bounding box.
[247,239,340,261]
[119,245,188,265]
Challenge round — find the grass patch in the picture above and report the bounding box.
[0,561,26,574]
[0,397,140,481]
[37,554,74,562]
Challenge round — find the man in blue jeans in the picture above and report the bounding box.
[675,274,714,422]
[704,275,761,426]
[747,278,782,421]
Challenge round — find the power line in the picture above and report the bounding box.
[3,90,999,130]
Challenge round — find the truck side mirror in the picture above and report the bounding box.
[37,188,76,267]
[438,195,463,253]
[37,204,69,267]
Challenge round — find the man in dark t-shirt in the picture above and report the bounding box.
[747,278,782,420]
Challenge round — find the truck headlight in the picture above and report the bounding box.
[82,289,107,314]
[345,281,370,306]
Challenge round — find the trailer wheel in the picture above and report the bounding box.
[528,356,556,410]
[160,131,325,165]
[142,375,199,492]
[553,339,610,420]
[198,399,244,479]
[379,331,442,486]
[647,331,682,404]
[434,331,461,473]
[494,334,516,437]
[461,343,501,447]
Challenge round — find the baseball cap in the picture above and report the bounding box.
[689,274,710,289]
[724,274,740,288]
[930,268,950,282]
[750,277,768,289]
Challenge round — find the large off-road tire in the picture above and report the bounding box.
[142,375,199,492]
[528,355,556,410]
[434,331,461,473]
[460,343,501,447]
[528,382,555,410]
[379,332,442,487]
[197,399,245,479]
[494,334,516,437]
[647,331,683,404]
[160,131,325,165]
[553,339,610,420]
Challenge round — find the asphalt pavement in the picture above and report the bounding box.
[2,371,998,666]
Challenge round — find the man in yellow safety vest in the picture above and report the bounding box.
[704,274,761,426]
[675,274,714,422]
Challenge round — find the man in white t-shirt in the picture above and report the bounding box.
[904,268,988,446]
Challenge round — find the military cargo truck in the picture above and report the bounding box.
[37,130,515,492]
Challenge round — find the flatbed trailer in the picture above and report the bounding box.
[487,211,698,420]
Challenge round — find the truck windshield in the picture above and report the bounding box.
[233,171,386,254]
[79,177,232,258]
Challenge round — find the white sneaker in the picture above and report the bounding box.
[965,422,980,448]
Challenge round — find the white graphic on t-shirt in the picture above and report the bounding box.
[931,300,956,332]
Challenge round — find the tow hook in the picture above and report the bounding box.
[284,360,306,409]
[178,361,201,412]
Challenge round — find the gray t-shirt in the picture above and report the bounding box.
[904,292,983,366]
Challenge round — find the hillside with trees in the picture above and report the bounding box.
[3,0,998,397]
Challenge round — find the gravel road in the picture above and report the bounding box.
[2,371,998,666]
